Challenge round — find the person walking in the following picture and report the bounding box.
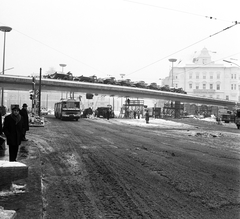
[0,110,2,135]
[20,103,29,141]
[145,110,150,124]
[3,105,23,161]
[106,108,110,120]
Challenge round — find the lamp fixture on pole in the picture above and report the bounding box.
[0,26,12,107]
[168,58,177,87]
[59,64,67,73]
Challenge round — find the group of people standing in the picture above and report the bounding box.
[0,103,29,162]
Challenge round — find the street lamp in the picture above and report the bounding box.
[0,26,12,107]
[168,58,177,87]
[120,74,125,79]
[59,64,67,73]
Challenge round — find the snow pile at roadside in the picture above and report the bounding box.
[195,115,217,123]
[118,118,193,129]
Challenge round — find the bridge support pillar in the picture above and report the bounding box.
[174,101,181,119]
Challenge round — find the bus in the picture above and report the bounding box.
[54,99,81,121]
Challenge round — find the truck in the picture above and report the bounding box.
[235,109,240,129]
[95,105,114,118]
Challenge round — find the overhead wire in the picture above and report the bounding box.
[170,51,240,77]
[123,0,238,24]
[0,21,106,75]
[126,22,239,77]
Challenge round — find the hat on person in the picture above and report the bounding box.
[11,105,20,111]
[22,103,28,107]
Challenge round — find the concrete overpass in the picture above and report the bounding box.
[0,74,239,107]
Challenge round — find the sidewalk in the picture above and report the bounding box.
[0,140,43,219]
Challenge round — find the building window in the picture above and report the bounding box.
[231,74,233,79]
[217,84,220,90]
[189,84,192,89]
[196,85,199,89]
[226,95,229,100]
[203,75,206,79]
[196,74,199,79]
[217,74,220,79]
[234,84,236,90]
[209,84,213,89]
[175,75,178,79]
[189,73,192,79]
[231,84,234,90]
[175,84,178,88]
[203,84,206,89]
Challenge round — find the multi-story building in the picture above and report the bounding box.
[162,48,240,103]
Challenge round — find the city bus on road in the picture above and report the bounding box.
[54,99,81,121]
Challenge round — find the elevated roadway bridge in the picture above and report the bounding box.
[0,74,239,107]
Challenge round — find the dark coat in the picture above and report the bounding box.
[3,114,23,146]
[0,112,2,135]
[20,108,29,131]
[145,112,150,122]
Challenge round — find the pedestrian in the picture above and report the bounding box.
[106,108,112,120]
[133,111,136,119]
[0,110,2,135]
[3,105,23,161]
[106,108,110,120]
[20,103,29,141]
[145,110,149,124]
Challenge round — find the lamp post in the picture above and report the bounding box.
[59,64,67,98]
[0,26,12,107]
[168,58,177,87]
[59,64,66,73]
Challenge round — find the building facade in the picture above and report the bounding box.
[163,48,240,103]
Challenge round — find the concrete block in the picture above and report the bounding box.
[0,206,16,219]
[0,161,28,186]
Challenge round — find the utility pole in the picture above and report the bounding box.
[38,68,42,116]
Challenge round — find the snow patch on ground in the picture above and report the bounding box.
[117,118,194,129]
[0,161,27,167]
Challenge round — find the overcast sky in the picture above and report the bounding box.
[1,0,240,84]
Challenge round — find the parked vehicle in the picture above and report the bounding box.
[147,82,159,90]
[54,99,81,121]
[74,75,97,83]
[133,81,147,88]
[41,108,49,116]
[117,79,135,87]
[44,72,74,80]
[96,106,114,118]
[235,109,240,129]
[102,77,119,85]
[221,114,231,123]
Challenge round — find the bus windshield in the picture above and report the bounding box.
[62,101,80,109]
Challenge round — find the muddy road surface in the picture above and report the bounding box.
[2,116,240,218]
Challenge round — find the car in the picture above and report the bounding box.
[41,108,48,116]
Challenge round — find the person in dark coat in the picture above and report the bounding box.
[3,105,23,161]
[145,110,150,124]
[106,108,110,120]
[0,110,2,135]
[20,103,29,141]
